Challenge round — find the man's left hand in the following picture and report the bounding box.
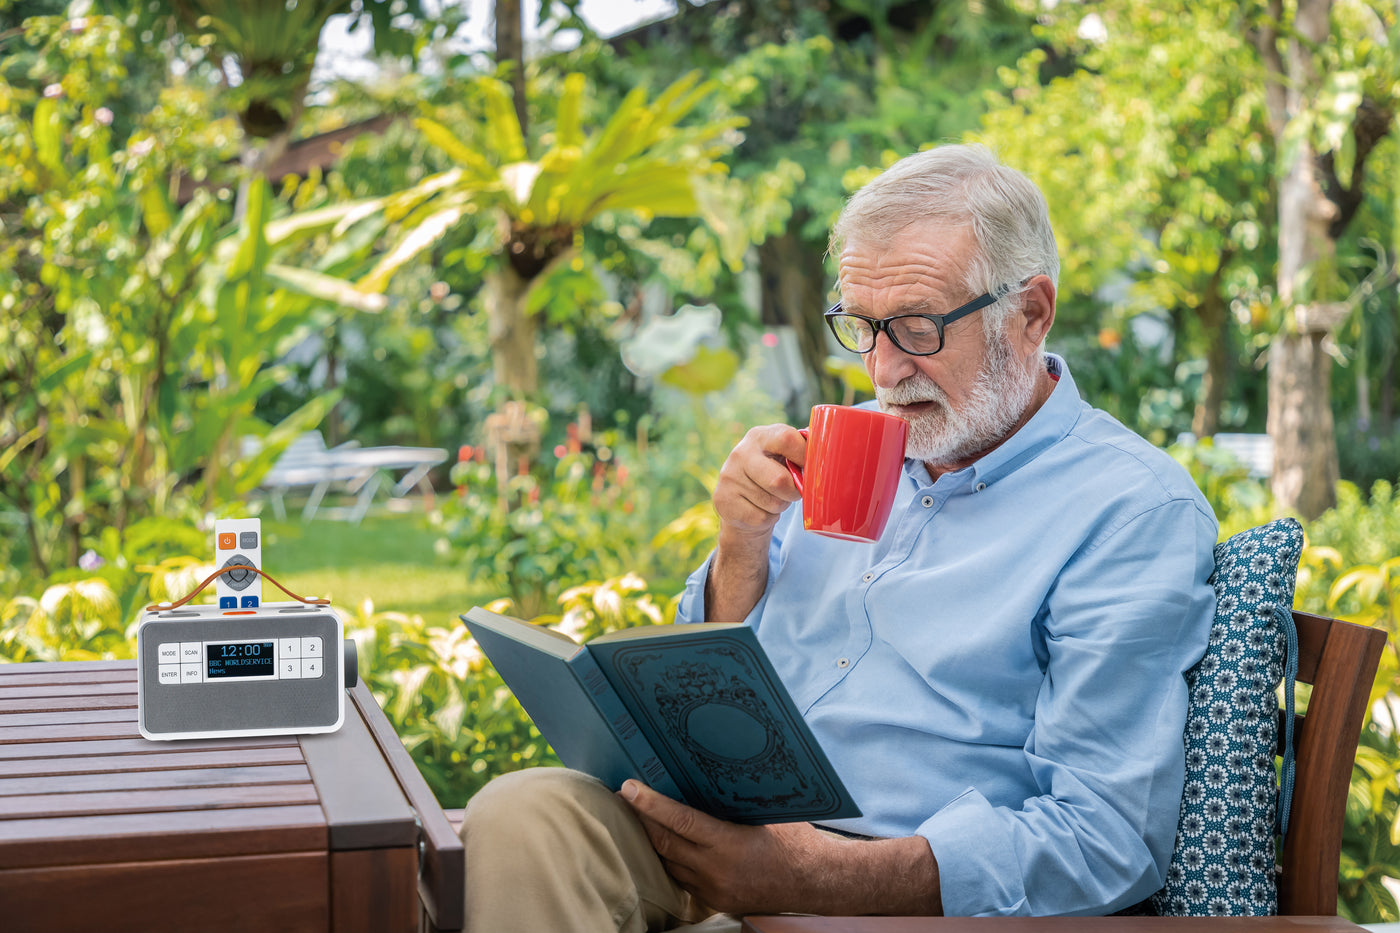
[619,779,835,915]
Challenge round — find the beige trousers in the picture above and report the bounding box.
[459,767,742,932]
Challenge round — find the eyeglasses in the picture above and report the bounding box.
[824,287,1009,357]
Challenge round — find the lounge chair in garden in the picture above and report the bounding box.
[256,430,447,524]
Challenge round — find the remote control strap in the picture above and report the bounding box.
[146,565,331,611]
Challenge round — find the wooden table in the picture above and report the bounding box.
[0,659,460,933]
[741,917,1368,932]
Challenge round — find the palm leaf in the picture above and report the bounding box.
[415,118,500,180]
[555,73,587,149]
[264,264,389,312]
[479,79,528,164]
[358,202,469,293]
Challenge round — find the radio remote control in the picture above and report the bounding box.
[214,517,262,609]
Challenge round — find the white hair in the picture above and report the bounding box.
[830,144,1060,333]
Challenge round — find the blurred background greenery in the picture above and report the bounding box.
[4,0,1400,920]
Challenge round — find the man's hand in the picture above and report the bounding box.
[705,424,806,623]
[619,781,943,917]
[712,424,806,542]
[619,779,837,915]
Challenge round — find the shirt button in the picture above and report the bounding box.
[837,658,850,669]
[921,495,934,507]
[861,572,874,582]
[975,482,987,492]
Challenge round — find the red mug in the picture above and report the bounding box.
[785,404,909,542]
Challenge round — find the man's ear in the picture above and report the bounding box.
[1014,275,1056,351]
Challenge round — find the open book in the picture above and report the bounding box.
[462,606,861,825]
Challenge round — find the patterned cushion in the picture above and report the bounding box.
[1151,518,1304,916]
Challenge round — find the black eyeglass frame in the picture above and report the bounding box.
[823,287,1011,357]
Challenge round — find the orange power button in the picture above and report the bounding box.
[217,533,236,549]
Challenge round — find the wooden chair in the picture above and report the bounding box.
[405,611,1386,927]
[1277,610,1387,915]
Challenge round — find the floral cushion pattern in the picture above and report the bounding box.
[1151,518,1304,916]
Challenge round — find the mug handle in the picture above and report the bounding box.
[783,428,810,493]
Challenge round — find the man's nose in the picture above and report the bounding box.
[865,330,917,389]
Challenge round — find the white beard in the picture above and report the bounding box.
[876,338,1041,467]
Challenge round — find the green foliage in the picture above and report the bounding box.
[0,513,213,662]
[439,452,642,620]
[165,0,427,137]
[1341,722,1400,923]
[1277,480,1400,922]
[978,0,1276,446]
[1338,420,1400,491]
[1,574,129,662]
[0,14,390,580]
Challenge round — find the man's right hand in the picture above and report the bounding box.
[713,423,807,539]
[704,424,806,622]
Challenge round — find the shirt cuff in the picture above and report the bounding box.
[675,546,778,628]
[918,788,1028,916]
[675,552,716,625]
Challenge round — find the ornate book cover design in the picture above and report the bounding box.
[591,628,859,824]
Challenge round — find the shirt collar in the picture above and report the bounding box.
[901,352,1081,490]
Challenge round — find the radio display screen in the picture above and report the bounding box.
[206,641,276,679]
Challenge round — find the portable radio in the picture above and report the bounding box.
[136,518,358,741]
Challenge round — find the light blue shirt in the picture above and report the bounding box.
[676,355,1217,916]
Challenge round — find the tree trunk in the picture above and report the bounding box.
[485,264,538,398]
[1263,0,1341,519]
[495,0,528,139]
[1192,254,1234,438]
[758,215,839,414]
[1268,332,1338,518]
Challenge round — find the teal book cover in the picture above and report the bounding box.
[463,607,860,825]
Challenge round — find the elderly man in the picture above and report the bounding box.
[460,144,1217,928]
